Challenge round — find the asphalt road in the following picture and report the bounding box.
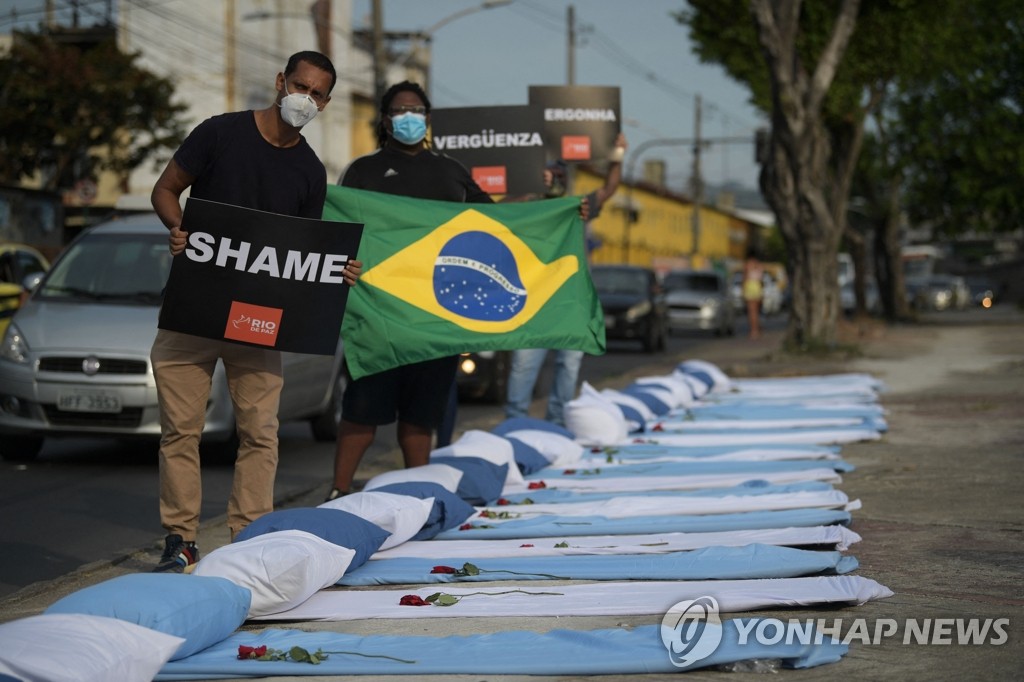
[0,314,777,599]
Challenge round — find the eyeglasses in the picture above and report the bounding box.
[389,105,427,116]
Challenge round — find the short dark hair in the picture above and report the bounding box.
[285,51,337,94]
[376,81,431,148]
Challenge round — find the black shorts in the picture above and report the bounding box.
[341,355,459,429]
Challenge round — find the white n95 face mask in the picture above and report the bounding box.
[279,88,319,128]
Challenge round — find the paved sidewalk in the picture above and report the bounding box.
[2,308,1022,681]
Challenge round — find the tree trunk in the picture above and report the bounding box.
[873,176,911,320]
[751,0,860,350]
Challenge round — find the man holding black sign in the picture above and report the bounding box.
[148,51,360,573]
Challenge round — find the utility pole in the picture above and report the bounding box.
[689,94,703,257]
[566,4,575,85]
[225,0,236,113]
[371,0,387,109]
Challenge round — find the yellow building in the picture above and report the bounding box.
[574,166,759,274]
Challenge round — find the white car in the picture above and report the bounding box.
[663,269,735,336]
[0,213,347,462]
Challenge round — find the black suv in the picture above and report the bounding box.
[590,264,667,353]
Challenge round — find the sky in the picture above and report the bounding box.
[355,0,768,193]
[0,0,768,194]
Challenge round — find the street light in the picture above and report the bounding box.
[390,0,513,95]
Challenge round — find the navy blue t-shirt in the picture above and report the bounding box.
[175,111,327,218]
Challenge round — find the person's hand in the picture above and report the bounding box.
[343,259,363,286]
[542,168,554,189]
[610,132,628,163]
[579,196,591,222]
[168,226,188,256]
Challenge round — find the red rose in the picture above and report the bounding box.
[399,594,431,606]
[563,469,576,475]
[237,644,267,659]
[652,423,664,431]
[431,565,457,574]
[496,497,510,506]
[527,481,547,489]
[520,543,534,548]
[590,447,602,453]
[459,523,474,530]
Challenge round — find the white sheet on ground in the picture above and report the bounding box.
[253,575,893,621]
[634,429,880,446]
[503,467,843,494]
[476,490,857,520]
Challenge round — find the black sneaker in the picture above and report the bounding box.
[153,534,199,573]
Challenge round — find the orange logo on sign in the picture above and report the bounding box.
[472,166,508,195]
[224,301,283,347]
[562,136,591,161]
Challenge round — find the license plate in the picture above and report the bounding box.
[604,314,615,330]
[57,390,122,413]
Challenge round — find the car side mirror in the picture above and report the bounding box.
[22,272,45,293]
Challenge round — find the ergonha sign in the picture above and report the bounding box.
[159,197,363,355]
[528,85,621,163]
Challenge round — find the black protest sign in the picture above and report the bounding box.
[430,105,547,196]
[159,198,363,355]
[528,85,621,163]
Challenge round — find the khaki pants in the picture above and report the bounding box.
[151,329,283,540]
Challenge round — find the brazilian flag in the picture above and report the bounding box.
[324,186,606,380]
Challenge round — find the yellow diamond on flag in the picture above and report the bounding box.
[361,208,579,333]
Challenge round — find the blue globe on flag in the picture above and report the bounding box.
[433,231,527,322]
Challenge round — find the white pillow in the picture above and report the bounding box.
[674,370,711,399]
[0,613,184,682]
[193,529,354,617]
[601,388,657,422]
[627,382,677,413]
[431,429,526,486]
[634,375,695,408]
[318,491,434,550]
[564,383,629,446]
[363,463,463,493]
[504,428,585,468]
[678,359,733,392]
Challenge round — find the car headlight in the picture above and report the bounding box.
[0,323,30,364]
[459,356,478,375]
[625,300,652,322]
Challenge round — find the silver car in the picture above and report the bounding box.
[663,269,735,336]
[0,213,346,462]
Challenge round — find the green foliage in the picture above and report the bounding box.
[0,30,188,191]
[894,0,1024,235]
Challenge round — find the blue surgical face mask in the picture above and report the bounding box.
[390,112,427,145]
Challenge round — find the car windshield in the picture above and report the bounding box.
[38,233,170,304]
[591,268,648,295]
[663,272,719,293]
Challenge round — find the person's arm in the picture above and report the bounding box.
[592,132,628,211]
[151,158,196,256]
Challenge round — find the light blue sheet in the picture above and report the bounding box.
[433,507,852,540]
[155,622,847,679]
[500,480,835,504]
[588,442,842,459]
[527,459,855,479]
[338,544,858,586]
[673,404,885,420]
